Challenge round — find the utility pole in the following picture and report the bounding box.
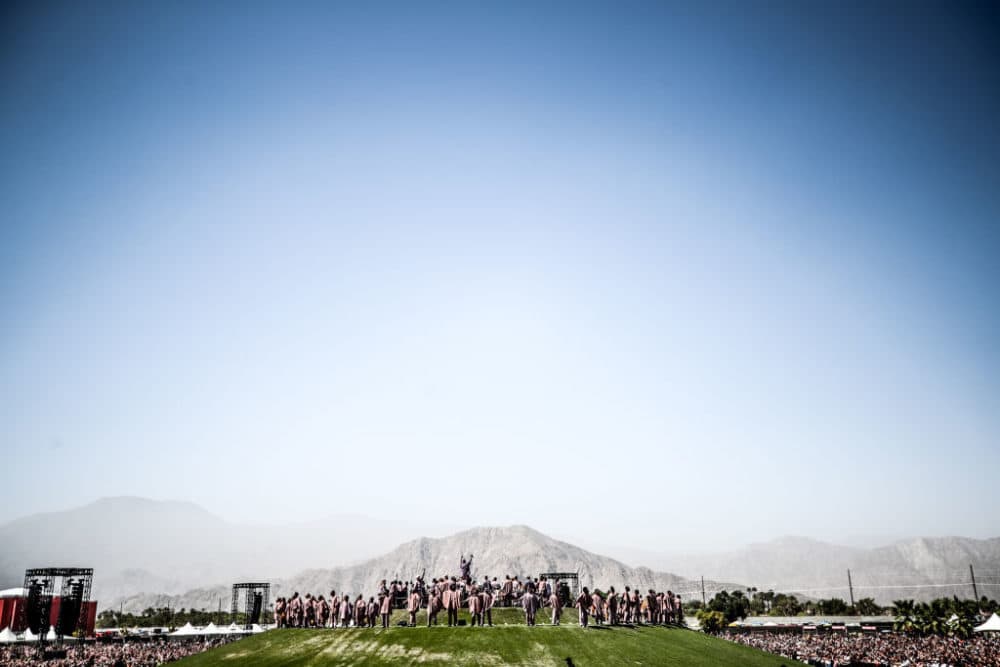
[847,570,855,610]
[701,576,706,607]
[970,564,979,601]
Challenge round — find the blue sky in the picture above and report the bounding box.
[1,1,998,551]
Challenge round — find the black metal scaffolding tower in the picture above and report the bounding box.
[540,571,580,606]
[231,582,270,630]
[21,567,94,641]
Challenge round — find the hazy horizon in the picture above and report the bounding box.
[2,494,997,560]
[2,2,998,554]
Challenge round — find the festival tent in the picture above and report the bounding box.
[225,622,245,634]
[170,622,198,636]
[22,628,38,642]
[974,613,1000,633]
[45,626,57,641]
[251,624,266,633]
[0,627,16,643]
[200,622,223,635]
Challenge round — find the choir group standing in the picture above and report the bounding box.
[272,567,683,630]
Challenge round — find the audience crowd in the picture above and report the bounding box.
[0,637,236,667]
[723,629,1000,667]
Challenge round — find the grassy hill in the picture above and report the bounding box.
[176,610,790,667]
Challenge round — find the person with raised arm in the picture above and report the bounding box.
[459,554,473,584]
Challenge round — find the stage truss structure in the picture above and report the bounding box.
[231,582,270,629]
[21,567,93,641]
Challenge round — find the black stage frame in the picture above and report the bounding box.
[231,582,270,630]
[539,571,580,606]
[21,567,94,641]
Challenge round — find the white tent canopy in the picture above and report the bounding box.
[45,626,57,641]
[225,622,243,634]
[0,588,27,599]
[170,622,198,636]
[974,613,1000,633]
[200,622,222,635]
[0,627,16,643]
[250,624,266,634]
[23,628,38,642]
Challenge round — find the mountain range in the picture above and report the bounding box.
[2,498,997,610]
[649,535,1000,605]
[0,497,458,604]
[111,524,737,613]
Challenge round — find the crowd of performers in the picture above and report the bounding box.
[271,555,684,630]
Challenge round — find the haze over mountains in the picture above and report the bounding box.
[2,498,997,610]
[0,497,459,603]
[112,525,738,614]
[651,536,1000,604]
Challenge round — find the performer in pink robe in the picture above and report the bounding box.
[446,582,460,627]
[575,588,591,628]
[304,594,315,627]
[591,591,604,625]
[549,590,562,625]
[378,593,391,628]
[501,576,514,607]
[427,589,441,627]
[274,597,286,628]
[522,590,538,626]
[339,596,352,628]
[467,587,482,626]
[332,595,342,627]
[318,595,329,628]
[480,588,494,627]
[407,590,421,627]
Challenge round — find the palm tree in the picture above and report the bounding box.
[892,599,916,634]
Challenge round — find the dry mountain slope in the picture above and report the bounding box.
[658,536,1000,604]
[288,525,721,595]
[113,525,739,613]
[0,497,459,603]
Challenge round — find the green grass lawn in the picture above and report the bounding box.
[175,615,793,667]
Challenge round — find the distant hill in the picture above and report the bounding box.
[112,525,738,613]
[0,497,459,604]
[4,497,997,611]
[655,536,1000,604]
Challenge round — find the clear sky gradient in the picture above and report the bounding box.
[2,1,998,552]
